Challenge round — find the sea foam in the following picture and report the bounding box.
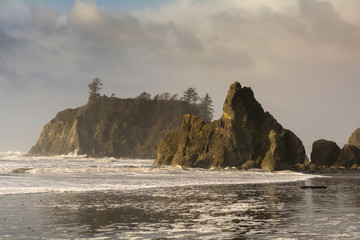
[0,155,321,195]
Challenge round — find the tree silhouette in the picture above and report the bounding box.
[88,77,103,101]
[136,91,151,100]
[199,93,214,122]
[182,87,199,104]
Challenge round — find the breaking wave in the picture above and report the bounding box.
[0,153,321,195]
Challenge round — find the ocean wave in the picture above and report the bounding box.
[0,151,26,160]
[0,156,323,195]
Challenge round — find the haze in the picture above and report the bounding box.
[1,0,360,153]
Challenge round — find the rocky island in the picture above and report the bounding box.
[155,82,306,171]
[28,94,201,158]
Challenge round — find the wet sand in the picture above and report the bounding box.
[1,175,360,239]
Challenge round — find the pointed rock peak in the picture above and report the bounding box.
[348,128,360,149]
[222,81,264,122]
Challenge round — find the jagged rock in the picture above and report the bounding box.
[310,139,340,167]
[28,97,199,158]
[154,82,306,171]
[348,128,360,148]
[333,144,360,169]
[241,160,256,170]
[350,164,359,170]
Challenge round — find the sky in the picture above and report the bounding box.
[1,0,360,154]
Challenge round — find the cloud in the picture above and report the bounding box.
[1,0,359,93]
[0,27,24,52]
[1,0,360,151]
[0,27,29,91]
[29,5,60,33]
[298,0,360,50]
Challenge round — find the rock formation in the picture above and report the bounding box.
[311,128,360,170]
[333,144,360,169]
[155,82,306,171]
[330,128,360,169]
[310,139,340,167]
[28,96,199,158]
[348,128,360,149]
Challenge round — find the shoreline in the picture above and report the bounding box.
[298,168,360,178]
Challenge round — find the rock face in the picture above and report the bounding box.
[348,128,360,149]
[310,139,340,167]
[330,128,360,169]
[333,144,360,169]
[28,97,199,158]
[311,128,360,169]
[155,82,306,171]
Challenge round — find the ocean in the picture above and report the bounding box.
[1,151,360,239]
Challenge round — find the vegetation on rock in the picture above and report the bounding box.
[28,79,211,158]
[182,87,199,105]
[199,93,214,122]
[88,77,103,101]
[181,87,214,122]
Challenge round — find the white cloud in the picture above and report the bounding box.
[70,0,100,24]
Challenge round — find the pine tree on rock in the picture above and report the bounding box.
[88,77,103,101]
[199,93,214,122]
[182,87,199,105]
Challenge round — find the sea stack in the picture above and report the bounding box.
[310,139,340,167]
[155,82,306,171]
[28,96,200,158]
[332,128,360,169]
[311,128,360,170]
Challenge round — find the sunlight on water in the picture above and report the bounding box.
[2,153,360,239]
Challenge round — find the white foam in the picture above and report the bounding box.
[0,156,321,195]
[0,151,26,160]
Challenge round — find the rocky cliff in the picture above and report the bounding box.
[155,82,306,171]
[28,96,199,158]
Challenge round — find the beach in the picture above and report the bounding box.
[1,154,360,239]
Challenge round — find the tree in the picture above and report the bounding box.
[154,92,178,101]
[159,92,171,100]
[88,77,103,100]
[199,93,214,122]
[182,87,199,104]
[136,91,151,100]
[153,94,160,100]
[169,93,179,101]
